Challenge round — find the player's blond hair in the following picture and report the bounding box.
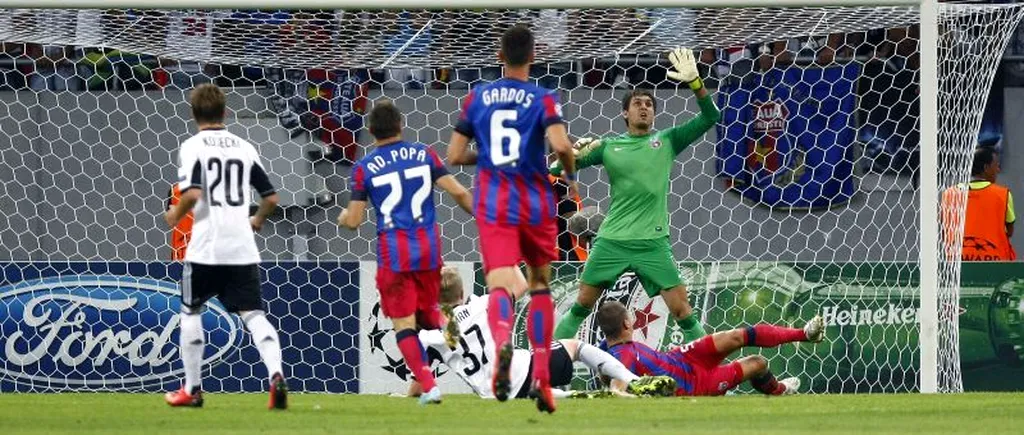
[439,266,463,305]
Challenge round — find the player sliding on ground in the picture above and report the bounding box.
[447,25,576,413]
[164,84,287,409]
[339,101,474,405]
[552,48,721,345]
[409,267,677,400]
[597,301,825,396]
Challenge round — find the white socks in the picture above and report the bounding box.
[241,310,284,381]
[179,312,204,393]
[577,342,639,383]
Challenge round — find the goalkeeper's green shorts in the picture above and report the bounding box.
[580,237,682,297]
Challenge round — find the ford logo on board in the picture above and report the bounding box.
[0,275,242,390]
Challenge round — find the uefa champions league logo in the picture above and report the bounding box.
[366,301,449,382]
[0,275,241,390]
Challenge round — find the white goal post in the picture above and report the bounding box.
[0,0,1018,395]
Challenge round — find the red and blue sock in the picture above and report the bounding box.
[527,289,554,386]
[487,288,514,350]
[751,371,786,395]
[744,324,807,348]
[395,328,436,392]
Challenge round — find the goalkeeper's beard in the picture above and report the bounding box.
[629,120,651,132]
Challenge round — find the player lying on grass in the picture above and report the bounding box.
[408,267,677,400]
[552,48,721,345]
[597,301,825,396]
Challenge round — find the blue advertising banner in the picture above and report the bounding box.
[716,64,861,209]
[0,262,360,393]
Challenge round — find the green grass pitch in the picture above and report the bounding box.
[2,393,1023,434]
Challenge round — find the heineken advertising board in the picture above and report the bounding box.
[472,262,1024,393]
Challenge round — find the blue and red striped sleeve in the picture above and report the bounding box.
[540,92,565,129]
[453,90,476,137]
[351,164,368,201]
[427,148,450,181]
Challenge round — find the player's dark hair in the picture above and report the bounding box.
[501,25,534,67]
[971,146,999,177]
[621,89,657,128]
[368,100,403,140]
[439,267,463,305]
[190,83,226,125]
[596,301,629,339]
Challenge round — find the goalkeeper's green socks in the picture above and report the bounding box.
[676,314,707,343]
[554,303,592,340]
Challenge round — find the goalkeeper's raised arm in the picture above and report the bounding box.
[550,47,720,177]
[662,47,721,155]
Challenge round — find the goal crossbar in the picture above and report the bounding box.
[1,0,922,11]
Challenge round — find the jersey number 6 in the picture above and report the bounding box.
[490,110,521,166]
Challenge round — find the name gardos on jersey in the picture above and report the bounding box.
[366,146,428,174]
[481,87,535,108]
[201,136,241,148]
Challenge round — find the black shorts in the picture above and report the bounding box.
[181,262,263,313]
[516,341,574,399]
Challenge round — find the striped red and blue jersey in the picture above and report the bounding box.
[454,78,564,226]
[606,341,695,395]
[350,141,447,272]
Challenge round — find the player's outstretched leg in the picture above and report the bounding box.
[240,311,287,410]
[392,323,441,405]
[743,315,824,348]
[708,316,824,359]
[166,309,204,407]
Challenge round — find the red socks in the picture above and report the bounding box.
[527,290,554,385]
[395,329,435,392]
[487,288,514,350]
[751,372,786,395]
[744,324,807,348]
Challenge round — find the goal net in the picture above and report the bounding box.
[0,3,1021,394]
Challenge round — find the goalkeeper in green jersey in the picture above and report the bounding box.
[551,48,720,343]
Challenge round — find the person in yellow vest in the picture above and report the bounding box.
[167,184,195,261]
[941,147,1016,261]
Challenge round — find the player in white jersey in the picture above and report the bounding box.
[163,84,287,410]
[409,267,677,399]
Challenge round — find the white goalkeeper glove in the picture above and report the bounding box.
[666,47,704,91]
[573,137,601,159]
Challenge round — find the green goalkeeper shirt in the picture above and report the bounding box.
[553,94,720,241]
